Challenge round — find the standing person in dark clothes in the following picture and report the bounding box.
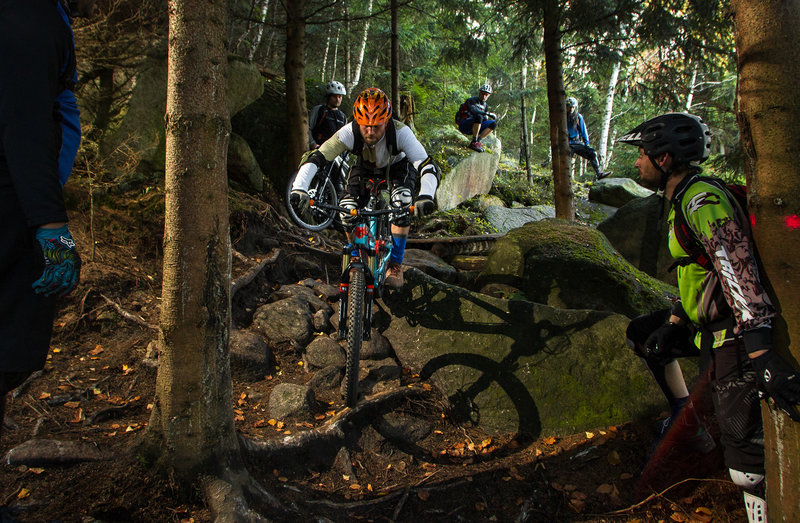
[567,96,611,180]
[620,113,800,523]
[0,0,94,440]
[308,80,348,150]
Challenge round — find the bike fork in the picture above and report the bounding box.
[338,281,349,340]
[364,284,374,341]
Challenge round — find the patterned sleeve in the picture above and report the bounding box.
[683,182,775,334]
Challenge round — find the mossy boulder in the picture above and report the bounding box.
[477,219,676,318]
[382,269,671,436]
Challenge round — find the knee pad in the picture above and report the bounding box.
[730,469,766,523]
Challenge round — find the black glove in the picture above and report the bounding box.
[644,322,690,359]
[751,350,800,421]
[290,189,310,212]
[414,196,435,217]
[33,225,81,297]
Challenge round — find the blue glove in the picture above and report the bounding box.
[32,225,81,297]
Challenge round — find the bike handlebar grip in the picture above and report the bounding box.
[350,209,358,216]
[410,205,415,213]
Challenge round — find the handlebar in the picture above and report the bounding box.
[310,200,414,217]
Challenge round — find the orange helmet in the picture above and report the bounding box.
[353,88,392,126]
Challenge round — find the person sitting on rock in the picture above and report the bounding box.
[290,87,439,288]
[567,96,610,180]
[457,84,497,153]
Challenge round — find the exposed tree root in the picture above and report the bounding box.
[231,248,281,296]
[239,387,427,459]
[202,468,300,521]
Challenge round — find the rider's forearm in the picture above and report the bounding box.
[292,163,319,192]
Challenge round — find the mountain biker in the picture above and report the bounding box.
[567,97,610,180]
[308,80,348,150]
[619,112,800,523]
[457,84,497,153]
[1,0,94,440]
[290,87,439,288]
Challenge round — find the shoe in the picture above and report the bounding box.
[595,171,611,180]
[655,414,716,455]
[468,140,484,153]
[384,262,404,288]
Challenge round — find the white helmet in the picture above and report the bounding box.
[479,84,493,94]
[326,81,346,96]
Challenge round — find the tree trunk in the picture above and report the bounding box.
[521,93,532,183]
[285,0,309,174]
[390,0,400,111]
[732,1,800,520]
[321,27,331,79]
[599,55,621,171]
[542,0,573,221]
[332,26,340,78]
[350,0,373,94]
[247,0,271,61]
[145,0,240,485]
[685,64,698,111]
[344,2,351,93]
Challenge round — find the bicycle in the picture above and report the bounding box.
[310,179,412,407]
[285,152,349,231]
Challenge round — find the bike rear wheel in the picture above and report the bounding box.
[343,268,365,407]
[286,169,338,231]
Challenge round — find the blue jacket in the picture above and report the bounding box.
[567,113,589,146]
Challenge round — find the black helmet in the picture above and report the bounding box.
[618,113,711,165]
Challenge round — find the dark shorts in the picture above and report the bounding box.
[458,117,496,136]
[627,309,764,473]
[342,157,417,207]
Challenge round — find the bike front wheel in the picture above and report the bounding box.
[343,268,365,407]
[286,170,338,231]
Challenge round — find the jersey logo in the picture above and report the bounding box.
[714,244,754,322]
[686,191,720,215]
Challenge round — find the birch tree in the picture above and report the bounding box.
[598,53,621,171]
[732,1,800,520]
[349,0,373,93]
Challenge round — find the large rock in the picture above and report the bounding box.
[597,194,677,286]
[483,205,555,234]
[251,296,314,346]
[436,135,501,211]
[104,54,264,172]
[228,132,264,192]
[402,249,458,283]
[589,178,654,208]
[383,269,676,436]
[478,219,676,318]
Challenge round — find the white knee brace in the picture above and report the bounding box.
[730,469,766,523]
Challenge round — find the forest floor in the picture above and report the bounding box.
[0,187,747,522]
